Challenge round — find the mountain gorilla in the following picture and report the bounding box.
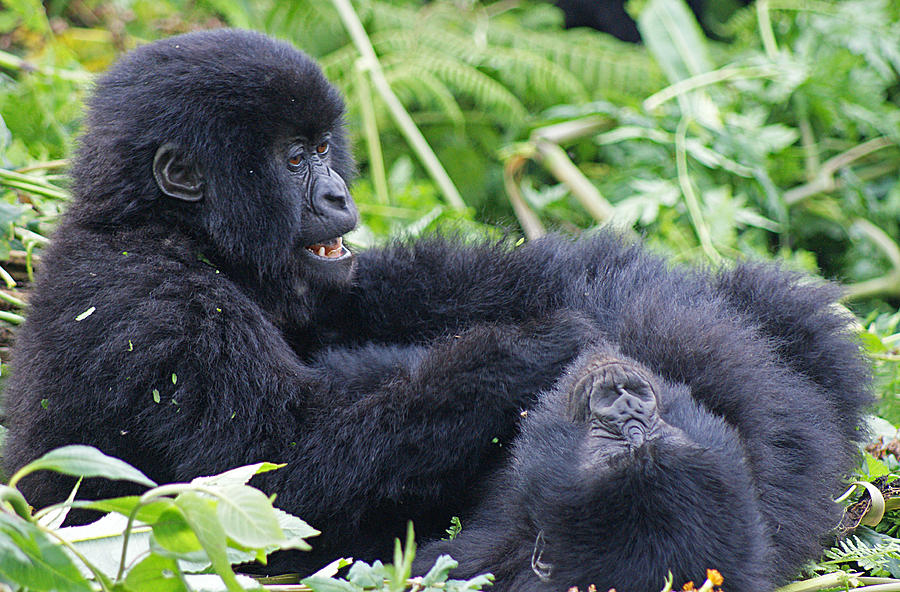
[3,29,871,592]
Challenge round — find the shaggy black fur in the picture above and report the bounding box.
[3,29,871,592]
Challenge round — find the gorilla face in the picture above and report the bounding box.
[74,29,359,292]
[151,129,359,291]
[284,134,358,268]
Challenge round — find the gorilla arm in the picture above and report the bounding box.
[311,233,638,345]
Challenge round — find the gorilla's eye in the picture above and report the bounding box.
[316,142,329,155]
[288,154,302,166]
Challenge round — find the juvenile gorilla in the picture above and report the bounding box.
[3,30,871,592]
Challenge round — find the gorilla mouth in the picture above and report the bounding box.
[305,236,348,260]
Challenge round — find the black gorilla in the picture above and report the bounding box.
[3,29,871,592]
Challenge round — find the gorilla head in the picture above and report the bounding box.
[70,30,358,298]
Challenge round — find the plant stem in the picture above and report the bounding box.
[1,179,69,200]
[643,65,780,111]
[675,117,720,263]
[792,95,819,180]
[0,310,25,325]
[503,155,545,240]
[0,289,27,309]
[116,483,191,582]
[776,572,862,592]
[331,0,466,210]
[26,241,36,283]
[355,61,390,204]
[0,168,70,200]
[16,160,69,173]
[843,219,900,300]
[784,137,896,205]
[0,264,16,289]
[532,117,608,144]
[15,227,50,246]
[757,0,779,59]
[532,137,613,223]
[44,528,115,592]
[0,49,92,83]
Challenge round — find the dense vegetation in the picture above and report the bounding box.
[0,0,899,590]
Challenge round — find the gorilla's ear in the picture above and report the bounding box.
[153,143,204,202]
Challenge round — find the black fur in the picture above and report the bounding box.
[3,30,871,592]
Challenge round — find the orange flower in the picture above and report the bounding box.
[706,570,724,587]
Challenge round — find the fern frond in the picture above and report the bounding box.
[819,536,900,574]
[382,52,528,125]
[483,47,589,105]
[385,66,466,129]
[721,0,839,40]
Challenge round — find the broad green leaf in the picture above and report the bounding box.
[0,201,25,227]
[175,492,244,592]
[421,555,458,587]
[190,462,285,488]
[11,445,156,488]
[860,331,889,354]
[302,575,364,592]
[867,416,899,441]
[347,560,385,588]
[314,557,355,579]
[0,485,31,519]
[83,496,175,524]
[865,453,891,480]
[444,573,494,592]
[59,511,152,578]
[216,485,284,548]
[275,507,320,542]
[636,0,711,82]
[153,507,203,554]
[0,512,93,592]
[125,553,187,592]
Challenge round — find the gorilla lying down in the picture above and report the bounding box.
[3,29,871,592]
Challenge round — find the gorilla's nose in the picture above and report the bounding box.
[313,169,351,212]
[309,167,358,233]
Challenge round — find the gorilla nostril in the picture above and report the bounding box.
[314,176,349,211]
[323,191,345,206]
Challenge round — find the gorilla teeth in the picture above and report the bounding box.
[306,236,345,259]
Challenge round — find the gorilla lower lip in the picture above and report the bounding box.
[306,236,346,259]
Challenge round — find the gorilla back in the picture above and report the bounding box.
[3,29,871,592]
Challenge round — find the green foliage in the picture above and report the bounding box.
[7,444,156,489]
[0,446,319,591]
[0,445,490,592]
[860,312,900,424]
[510,0,900,285]
[444,516,462,541]
[817,530,900,578]
[303,523,492,592]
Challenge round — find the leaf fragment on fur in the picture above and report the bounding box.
[75,306,95,321]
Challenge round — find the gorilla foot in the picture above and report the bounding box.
[567,357,660,449]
